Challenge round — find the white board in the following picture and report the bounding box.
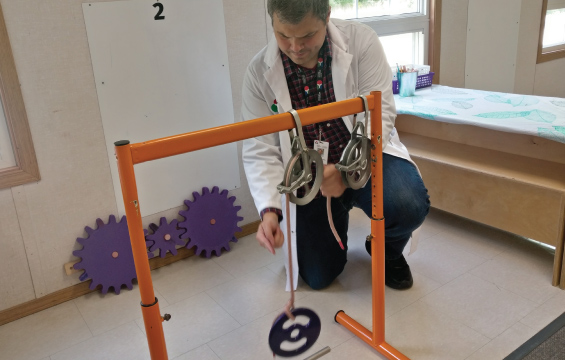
[83,0,240,217]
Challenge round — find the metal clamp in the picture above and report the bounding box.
[277,110,324,206]
[335,96,371,190]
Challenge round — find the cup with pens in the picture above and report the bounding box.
[397,64,418,97]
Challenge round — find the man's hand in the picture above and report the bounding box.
[256,212,284,254]
[320,164,347,198]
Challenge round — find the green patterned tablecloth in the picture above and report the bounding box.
[394,85,565,144]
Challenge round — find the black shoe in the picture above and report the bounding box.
[384,255,413,290]
[365,237,413,290]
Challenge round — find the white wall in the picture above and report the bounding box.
[465,0,521,92]
[0,0,268,311]
[438,0,469,87]
[440,0,565,98]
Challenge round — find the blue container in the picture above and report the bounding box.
[397,72,418,97]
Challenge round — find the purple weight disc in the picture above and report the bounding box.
[268,307,321,357]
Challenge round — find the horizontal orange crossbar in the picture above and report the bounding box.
[130,96,375,164]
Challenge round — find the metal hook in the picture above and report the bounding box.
[288,109,308,153]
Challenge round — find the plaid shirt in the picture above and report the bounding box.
[261,34,351,221]
[283,35,350,197]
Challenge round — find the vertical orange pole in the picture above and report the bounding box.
[370,90,386,345]
[114,140,168,360]
[334,92,410,360]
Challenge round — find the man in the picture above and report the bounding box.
[241,0,430,291]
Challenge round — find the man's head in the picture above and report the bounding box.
[268,0,331,69]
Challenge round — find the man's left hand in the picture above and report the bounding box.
[320,164,346,198]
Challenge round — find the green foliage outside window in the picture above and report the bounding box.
[330,0,385,6]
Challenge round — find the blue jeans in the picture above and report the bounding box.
[296,154,430,290]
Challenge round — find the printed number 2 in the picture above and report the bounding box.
[153,2,165,20]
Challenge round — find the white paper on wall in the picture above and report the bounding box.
[83,0,240,217]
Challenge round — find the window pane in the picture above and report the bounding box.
[379,31,424,67]
[543,8,565,48]
[0,100,16,169]
[331,0,356,19]
[331,0,420,20]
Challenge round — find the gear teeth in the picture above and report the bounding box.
[73,214,137,295]
[182,200,193,210]
[95,218,105,229]
[179,186,242,259]
[231,236,238,243]
[147,217,185,258]
[72,256,84,268]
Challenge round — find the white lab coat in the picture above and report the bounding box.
[241,18,415,290]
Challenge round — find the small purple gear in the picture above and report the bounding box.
[73,215,148,294]
[179,186,243,258]
[146,217,186,258]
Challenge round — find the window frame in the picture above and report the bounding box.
[330,0,441,83]
[0,3,40,189]
[537,0,565,63]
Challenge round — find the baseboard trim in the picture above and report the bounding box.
[0,220,259,327]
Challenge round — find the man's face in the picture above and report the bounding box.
[273,10,330,69]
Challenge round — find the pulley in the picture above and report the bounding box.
[277,109,324,205]
[335,95,372,190]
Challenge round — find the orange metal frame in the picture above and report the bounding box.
[114,91,409,360]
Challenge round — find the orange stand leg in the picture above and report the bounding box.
[115,141,168,360]
[334,92,410,360]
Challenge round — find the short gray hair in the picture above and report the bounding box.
[267,0,330,24]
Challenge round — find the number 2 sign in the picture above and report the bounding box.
[153,2,165,20]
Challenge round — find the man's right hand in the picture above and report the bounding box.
[256,212,284,254]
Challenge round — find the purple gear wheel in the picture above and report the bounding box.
[179,186,243,258]
[73,215,148,294]
[146,217,186,258]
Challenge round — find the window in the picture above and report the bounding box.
[537,0,565,63]
[0,3,40,189]
[331,0,429,67]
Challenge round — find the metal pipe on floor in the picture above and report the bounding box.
[303,346,331,360]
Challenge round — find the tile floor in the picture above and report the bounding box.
[1,208,565,360]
